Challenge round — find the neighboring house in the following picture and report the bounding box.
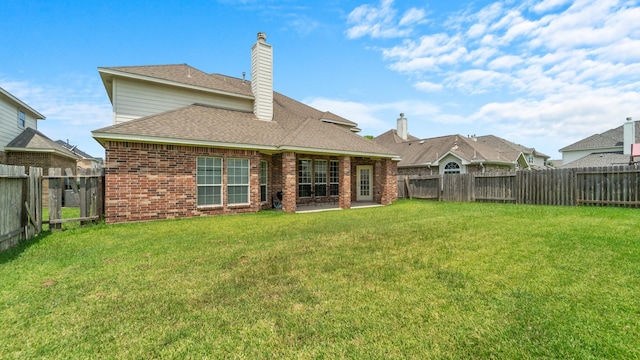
[0,86,78,172]
[92,33,398,224]
[374,114,550,177]
[56,140,103,169]
[559,117,640,168]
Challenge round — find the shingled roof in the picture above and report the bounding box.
[374,130,513,167]
[98,64,254,101]
[6,128,79,160]
[560,121,640,152]
[93,69,394,158]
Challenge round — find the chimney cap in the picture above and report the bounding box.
[627,117,633,121]
[399,113,405,118]
[257,32,267,42]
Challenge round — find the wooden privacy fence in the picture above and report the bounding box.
[0,165,104,252]
[399,166,640,207]
[46,168,104,230]
[0,165,42,251]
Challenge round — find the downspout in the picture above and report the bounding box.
[480,162,485,173]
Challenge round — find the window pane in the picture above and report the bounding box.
[228,158,249,204]
[298,159,312,197]
[260,161,268,202]
[330,161,339,196]
[197,185,221,206]
[197,156,223,206]
[298,184,312,197]
[228,185,249,204]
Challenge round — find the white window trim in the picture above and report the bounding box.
[17,110,26,129]
[227,158,251,205]
[197,156,223,207]
[298,158,313,198]
[315,159,328,197]
[329,160,339,197]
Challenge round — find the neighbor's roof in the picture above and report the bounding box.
[0,86,46,120]
[93,70,395,158]
[560,152,630,168]
[560,121,640,152]
[476,135,550,160]
[55,140,99,160]
[373,130,514,167]
[6,128,79,160]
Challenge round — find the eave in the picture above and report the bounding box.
[0,87,46,120]
[98,68,255,104]
[92,132,398,159]
[5,147,79,161]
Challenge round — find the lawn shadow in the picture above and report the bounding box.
[0,231,52,265]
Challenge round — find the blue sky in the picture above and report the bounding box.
[1,0,639,159]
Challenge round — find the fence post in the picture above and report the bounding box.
[48,168,62,230]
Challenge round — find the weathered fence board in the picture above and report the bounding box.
[45,168,104,228]
[1,166,104,253]
[400,165,640,208]
[0,165,26,251]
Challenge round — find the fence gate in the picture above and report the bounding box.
[442,174,473,202]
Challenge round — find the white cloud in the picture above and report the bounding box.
[487,55,523,70]
[345,0,640,157]
[345,0,424,39]
[414,81,443,93]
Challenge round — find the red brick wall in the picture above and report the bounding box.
[104,142,261,223]
[5,152,76,175]
[103,141,399,223]
[379,159,398,205]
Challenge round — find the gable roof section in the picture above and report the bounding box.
[93,92,396,158]
[374,131,513,167]
[94,63,391,157]
[476,135,550,160]
[55,140,100,159]
[6,128,79,160]
[98,64,254,103]
[0,86,46,120]
[560,121,640,152]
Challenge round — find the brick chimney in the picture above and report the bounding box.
[251,32,273,121]
[624,117,635,155]
[397,113,408,141]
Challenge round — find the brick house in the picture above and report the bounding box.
[92,33,399,223]
[374,114,550,177]
[1,86,78,173]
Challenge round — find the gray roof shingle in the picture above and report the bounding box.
[93,64,396,158]
[7,128,79,160]
[560,121,640,152]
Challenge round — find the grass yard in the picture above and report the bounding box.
[1,200,639,359]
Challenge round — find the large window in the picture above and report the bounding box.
[197,157,222,206]
[260,160,268,202]
[18,110,25,128]
[330,160,339,196]
[314,160,327,197]
[444,162,461,174]
[298,159,312,197]
[227,158,250,204]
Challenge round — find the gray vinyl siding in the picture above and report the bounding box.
[113,78,254,124]
[0,94,38,152]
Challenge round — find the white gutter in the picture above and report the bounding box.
[92,133,399,159]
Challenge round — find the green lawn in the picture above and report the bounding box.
[1,200,639,359]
